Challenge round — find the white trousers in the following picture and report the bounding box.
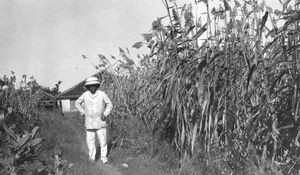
[86,128,107,161]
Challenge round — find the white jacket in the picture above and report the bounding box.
[75,90,113,129]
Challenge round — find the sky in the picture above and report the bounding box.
[0,0,285,91]
[0,0,170,91]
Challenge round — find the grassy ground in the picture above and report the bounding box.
[38,110,172,175]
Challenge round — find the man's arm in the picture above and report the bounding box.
[102,92,113,117]
[75,94,85,115]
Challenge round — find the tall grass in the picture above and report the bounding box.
[83,0,300,173]
[133,0,300,173]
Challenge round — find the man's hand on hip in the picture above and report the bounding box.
[101,114,106,121]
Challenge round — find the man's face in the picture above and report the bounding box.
[87,84,99,94]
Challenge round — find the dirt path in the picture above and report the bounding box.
[41,111,172,175]
[58,113,123,175]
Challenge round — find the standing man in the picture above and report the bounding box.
[75,76,113,163]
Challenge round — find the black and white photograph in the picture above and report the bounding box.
[0,0,300,174]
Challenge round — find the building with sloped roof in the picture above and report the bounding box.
[56,71,114,113]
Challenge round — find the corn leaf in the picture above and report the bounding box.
[260,11,269,37]
[31,126,40,138]
[18,134,31,148]
[30,138,44,147]
[192,23,207,40]
[132,42,143,49]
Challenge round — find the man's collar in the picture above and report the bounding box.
[88,90,99,98]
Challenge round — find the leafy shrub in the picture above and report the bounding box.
[0,74,42,133]
[0,122,44,174]
[0,74,71,175]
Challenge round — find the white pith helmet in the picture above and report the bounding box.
[85,76,100,86]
